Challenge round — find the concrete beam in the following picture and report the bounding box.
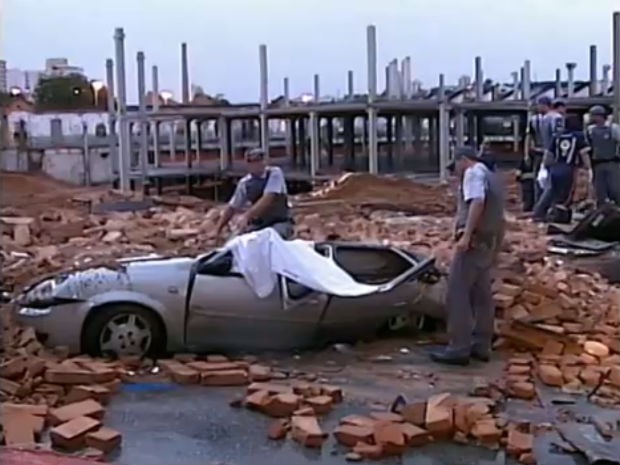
[258,44,269,159]
[366,25,378,174]
[589,45,598,96]
[566,62,576,97]
[522,60,531,102]
[555,68,562,98]
[105,58,117,175]
[613,11,620,122]
[113,27,130,192]
[347,70,354,98]
[474,56,483,101]
[181,43,190,104]
[313,74,320,102]
[137,51,148,180]
[602,64,611,95]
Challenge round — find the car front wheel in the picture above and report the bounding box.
[82,304,166,358]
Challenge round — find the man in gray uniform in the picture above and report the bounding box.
[585,105,620,206]
[214,148,294,240]
[430,146,505,366]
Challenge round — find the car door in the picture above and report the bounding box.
[185,250,281,351]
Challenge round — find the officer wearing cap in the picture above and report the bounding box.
[430,146,505,366]
[584,105,620,206]
[214,148,293,240]
[542,99,567,149]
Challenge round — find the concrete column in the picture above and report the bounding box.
[589,45,599,96]
[512,115,520,153]
[402,56,413,152]
[113,27,130,191]
[309,112,319,177]
[522,60,531,102]
[394,114,402,161]
[184,119,192,169]
[169,122,176,161]
[613,12,620,123]
[326,117,334,166]
[347,70,354,99]
[105,58,117,175]
[194,121,202,164]
[566,62,576,98]
[259,44,269,159]
[511,71,519,100]
[474,56,483,101]
[181,43,190,104]
[151,65,161,167]
[137,52,149,183]
[219,117,230,171]
[283,77,293,157]
[366,25,378,174]
[602,64,611,96]
[454,111,465,147]
[313,74,320,101]
[438,74,449,182]
[555,69,562,98]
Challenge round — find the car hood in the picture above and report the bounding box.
[18,255,197,306]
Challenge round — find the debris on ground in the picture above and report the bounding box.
[0,170,618,463]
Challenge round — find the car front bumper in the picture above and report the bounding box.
[14,301,90,354]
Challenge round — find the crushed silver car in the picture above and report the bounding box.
[15,242,446,357]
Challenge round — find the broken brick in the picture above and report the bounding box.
[293,406,315,416]
[262,393,301,418]
[50,416,101,451]
[245,390,271,411]
[373,422,407,456]
[248,364,271,382]
[304,395,333,415]
[48,399,104,426]
[200,369,248,386]
[507,430,534,457]
[169,365,200,384]
[399,422,431,447]
[64,385,111,405]
[425,394,454,438]
[1,412,36,446]
[471,419,502,444]
[509,382,536,400]
[352,442,384,460]
[369,411,404,423]
[247,382,291,395]
[267,419,290,440]
[290,415,327,448]
[537,364,563,387]
[340,415,376,429]
[333,424,374,447]
[320,384,343,403]
[583,340,610,358]
[401,400,426,426]
[44,368,96,385]
[85,426,122,453]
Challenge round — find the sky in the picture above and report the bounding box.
[1,0,619,104]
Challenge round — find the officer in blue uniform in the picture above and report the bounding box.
[585,105,620,206]
[532,115,592,221]
[214,148,293,240]
[524,96,553,208]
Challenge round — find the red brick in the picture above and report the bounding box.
[50,416,101,451]
[304,395,333,415]
[1,403,48,417]
[509,382,536,400]
[373,422,407,455]
[64,385,111,405]
[320,385,343,403]
[340,415,375,429]
[1,412,36,446]
[471,419,502,444]
[293,406,315,416]
[200,369,248,386]
[507,430,534,457]
[425,394,454,438]
[333,424,374,447]
[267,419,290,440]
[247,382,291,395]
[248,364,271,382]
[401,400,426,426]
[188,361,244,372]
[290,415,327,448]
[48,399,104,426]
[399,423,431,447]
[44,368,96,385]
[169,365,200,384]
[352,442,384,460]
[370,411,404,423]
[537,365,563,387]
[245,390,271,410]
[262,393,301,418]
[85,427,122,453]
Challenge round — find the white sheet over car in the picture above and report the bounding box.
[223,228,381,298]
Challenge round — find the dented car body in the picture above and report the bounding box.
[15,242,446,356]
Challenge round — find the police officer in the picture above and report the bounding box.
[585,105,620,206]
[532,115,592,221]
[214,148,294,240]
[430,146,505,366]
[523,96,552,208]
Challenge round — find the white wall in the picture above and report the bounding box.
[8,111,110,136]
[41,148,114,184]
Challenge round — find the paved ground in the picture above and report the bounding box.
[91,339,590,465]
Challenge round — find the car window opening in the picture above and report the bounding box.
[332,247,411,285]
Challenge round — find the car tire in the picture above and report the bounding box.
[82,304,166,358]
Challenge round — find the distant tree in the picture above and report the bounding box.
[34,74,99,111]
[0,91,12,108]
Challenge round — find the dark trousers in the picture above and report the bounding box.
[520,179,535,212]
[531,152,543,203]
[593,162,620,207]
[533,164,574,221]
[446,241,496,355]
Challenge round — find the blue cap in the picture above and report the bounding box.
[537,96,552,106]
